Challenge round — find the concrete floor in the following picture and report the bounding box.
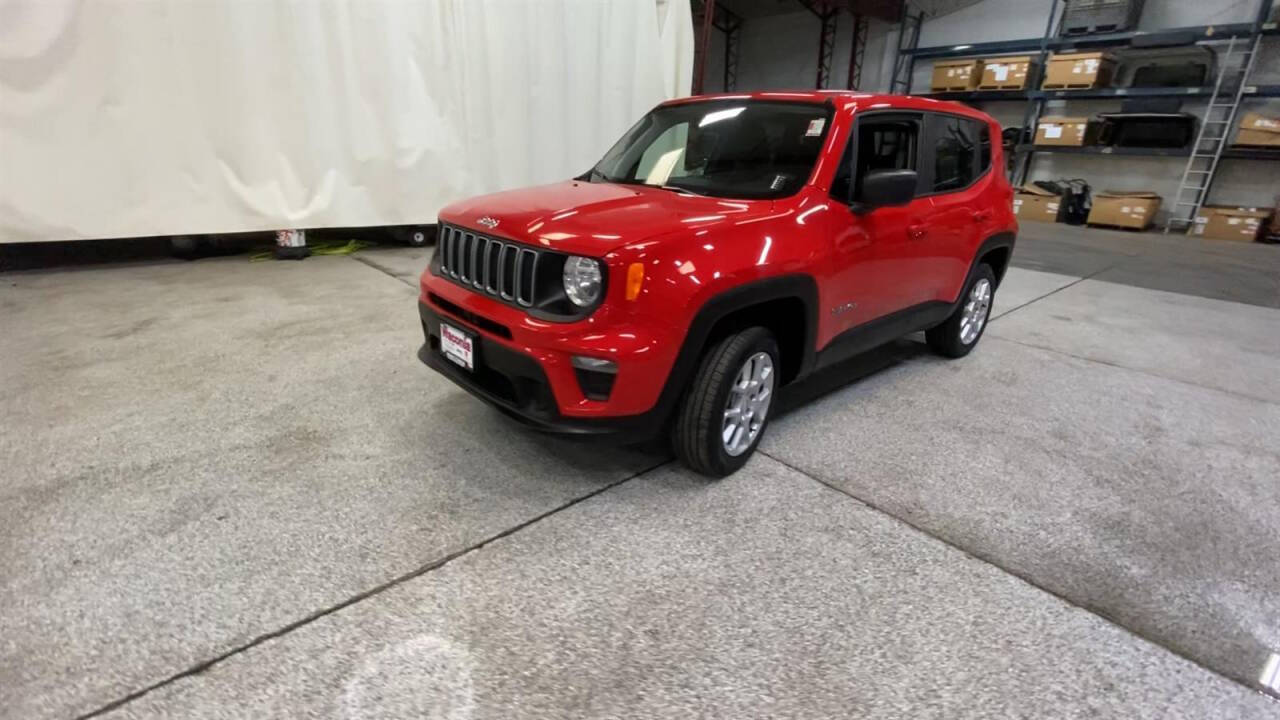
[2,224,1279,719]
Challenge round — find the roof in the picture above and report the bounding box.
[661,91,989,119]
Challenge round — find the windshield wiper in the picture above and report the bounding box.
[654,184,708,196]
[586,173,708,196]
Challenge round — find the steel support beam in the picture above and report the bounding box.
[796,0,840,88]
[721,15,743,90]
[692,0,717,95]
[889,8,924,94]
[847,13,869,89]
[816,8,838,87]
[1014,0,1062,185]
[693,0,744,93]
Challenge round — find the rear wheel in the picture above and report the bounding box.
[672,327,778,478]
[926,263,995,358]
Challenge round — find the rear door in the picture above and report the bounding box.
[825,112,932,331]
[916,113,993,304]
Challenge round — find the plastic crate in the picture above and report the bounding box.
[1097,112,1197,148]
[1060,0,1145,36]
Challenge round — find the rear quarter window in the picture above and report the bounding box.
[928,114,993,193]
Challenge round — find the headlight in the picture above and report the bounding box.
[563,256,603,307]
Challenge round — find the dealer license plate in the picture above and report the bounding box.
[439,322,474,370]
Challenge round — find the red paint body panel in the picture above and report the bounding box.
[419,92,1017,422]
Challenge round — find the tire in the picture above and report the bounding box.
[671,327,779,478]
[926,263,996,358]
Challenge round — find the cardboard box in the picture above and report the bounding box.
[1234,112,1280,147]
[931,60,982,92]
[1042,51,1116,89]
[1034,116,1101,146]
[1012,186,1061,223]
[1088,191,1161,230]
[1191,206,1271,242]
[979,56,1036,90]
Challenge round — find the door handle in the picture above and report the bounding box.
[971,209,992,222]
[907,224,928,239]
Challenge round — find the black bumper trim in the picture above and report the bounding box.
[417,302,662,443]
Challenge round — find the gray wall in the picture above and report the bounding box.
[699,10,894,94]
[715,0,1279,212]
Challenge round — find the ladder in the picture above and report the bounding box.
[1164,34,1261,233]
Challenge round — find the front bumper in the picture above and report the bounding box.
[416,301,664,443]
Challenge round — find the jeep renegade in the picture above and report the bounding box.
[417,92,1016,477]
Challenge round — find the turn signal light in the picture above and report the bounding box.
[626,262,645,301]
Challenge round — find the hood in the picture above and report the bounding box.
[439,180,775,256]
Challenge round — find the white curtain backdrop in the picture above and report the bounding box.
[0,0,693,243]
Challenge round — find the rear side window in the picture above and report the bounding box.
[931,116,976,192]
[929,114,992,193]
[977,121,992,172]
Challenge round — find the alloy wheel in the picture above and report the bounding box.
[959,277,992,345]
[722,351,775,457]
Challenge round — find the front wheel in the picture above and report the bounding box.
[671,327,779,478]
[926,263,996,358]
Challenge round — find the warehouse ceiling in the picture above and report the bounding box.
[718,0,988,21]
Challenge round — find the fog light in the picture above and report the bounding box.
[571,356,617,401]
[571,356,617,373]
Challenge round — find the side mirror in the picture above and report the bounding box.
[852,169,918,214]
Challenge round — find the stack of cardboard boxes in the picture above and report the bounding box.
[930,60,983,92]
[1014,194,1274,240]
[1194,111,1280,242]
[1192,207,1271,242]
[1033,116,1103,146]
[977,56,1036,90]
[1012,186,1061,223]
[1040,52,1116,90]
[1028,52,1111,150]
[929,55,1277,242]
[1088,192,1162,230]
[929,51,1111,94]
[1234,112,1280,148]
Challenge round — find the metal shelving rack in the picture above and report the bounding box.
[895,0,1279,229]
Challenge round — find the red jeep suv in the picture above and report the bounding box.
[418,92,1016,476]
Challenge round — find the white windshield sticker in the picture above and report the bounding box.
[806,118,826,137]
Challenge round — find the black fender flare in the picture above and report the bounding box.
[649,274,819,424]
[963,231,1017,298]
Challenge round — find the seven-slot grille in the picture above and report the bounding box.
[438,224,540,307]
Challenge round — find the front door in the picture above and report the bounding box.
[825,112,932,336]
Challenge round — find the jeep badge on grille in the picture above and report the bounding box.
[477,216,499,229]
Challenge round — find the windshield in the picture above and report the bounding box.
[589,100,833,200]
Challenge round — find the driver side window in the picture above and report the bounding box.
[832,115,921,202]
